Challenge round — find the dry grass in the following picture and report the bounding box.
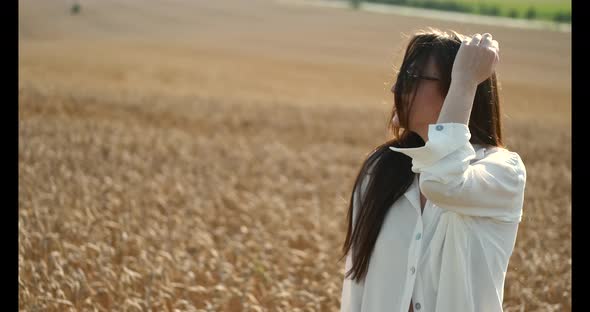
[19,0,570,311]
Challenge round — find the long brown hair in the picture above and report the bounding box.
[339,28,504,283]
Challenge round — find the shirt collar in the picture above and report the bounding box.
[403,175,422,214]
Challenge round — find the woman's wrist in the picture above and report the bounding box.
[436,79,478,125]
[450,76,479,90]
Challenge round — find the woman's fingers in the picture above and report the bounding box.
[461,35,470,45]
[491,40,499,53]
[480,33,493,47]
[451,32,500,85]
[474,33,499,57]
[469,33,483,46]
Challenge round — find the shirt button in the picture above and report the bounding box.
[415,302,421,310]
[415,233,422,240]
[435,124,444,131]
[410,266,416,274]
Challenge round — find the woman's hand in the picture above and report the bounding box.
[435,33,498,126]
[451,33,499,87]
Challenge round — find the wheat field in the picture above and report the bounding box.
[18,0,571,311]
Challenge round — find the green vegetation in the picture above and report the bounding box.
[507,8,519,18]
[349,0,362,9]
[350,0,571,23]
[70,3,81,15]
[524,6,536,19]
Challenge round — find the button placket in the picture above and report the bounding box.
[412,273,425,312]
[408,218,423,278]
[405,214,423,312]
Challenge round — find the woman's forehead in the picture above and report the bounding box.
[408,55,438,75]
[424,57,439,74]
[407,53,435,69]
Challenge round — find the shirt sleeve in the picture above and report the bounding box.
[339,170,370,312]
[389,123,526,222]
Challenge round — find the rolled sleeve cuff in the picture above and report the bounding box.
[389,123,471,172]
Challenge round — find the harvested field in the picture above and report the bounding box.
[19,0,571,311]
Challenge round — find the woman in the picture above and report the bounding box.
[339,28,527,312]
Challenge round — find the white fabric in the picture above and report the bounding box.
[339,122,527,312]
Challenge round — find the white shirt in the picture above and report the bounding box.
[339,122,527,312]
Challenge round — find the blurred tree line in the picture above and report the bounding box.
[348,0,570,23]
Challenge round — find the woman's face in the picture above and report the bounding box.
[392,55,445,138]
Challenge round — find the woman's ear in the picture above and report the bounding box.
[392,113,401,128]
